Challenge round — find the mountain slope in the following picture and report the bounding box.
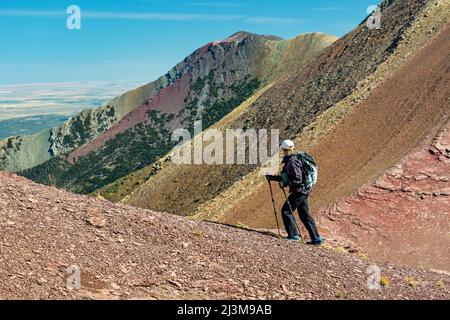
[18,32,335,194]
[117,0,441,216]
[0,171,448,300]
[95,82,277,202]
[192,1,450,271]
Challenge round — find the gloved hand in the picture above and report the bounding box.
[266,175,281,182]
[280,172,290,188]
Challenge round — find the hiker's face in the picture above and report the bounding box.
[282,149,289,156]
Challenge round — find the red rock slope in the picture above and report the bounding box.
[0,172,448,300]
[318,122,450,272]
[68,74,191,162]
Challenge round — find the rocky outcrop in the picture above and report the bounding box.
[318,123,450,271]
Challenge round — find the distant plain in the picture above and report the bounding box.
[0,81,144,138]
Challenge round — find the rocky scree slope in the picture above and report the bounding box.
[0,172,448,300]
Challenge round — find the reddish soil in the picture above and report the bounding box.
[0,172,448,300]
[318,123,450,271]
[221,23,450,270]
[68,73,191,162]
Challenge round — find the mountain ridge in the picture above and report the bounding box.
[0,31,302,173]
[17,31,336,194]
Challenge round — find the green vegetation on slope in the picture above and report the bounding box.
[184,74,261,133]
[21,111,175,194]
[201,76,261,130]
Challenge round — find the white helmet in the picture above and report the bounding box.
[280,140,295,150]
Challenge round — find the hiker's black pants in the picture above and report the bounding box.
[281,192,321,241]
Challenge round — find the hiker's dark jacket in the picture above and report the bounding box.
[282,155,309,194]
[267,155,309,194]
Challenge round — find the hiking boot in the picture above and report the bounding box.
[286,235,301,242]
[307,237,324,246]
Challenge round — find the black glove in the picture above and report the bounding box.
[266,175,281,182]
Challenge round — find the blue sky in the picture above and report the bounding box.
[0,0,378,85]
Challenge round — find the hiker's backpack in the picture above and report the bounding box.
[296,152,318,191]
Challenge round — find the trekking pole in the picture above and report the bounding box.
[267,180,282,237]
[280,186,303,242]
